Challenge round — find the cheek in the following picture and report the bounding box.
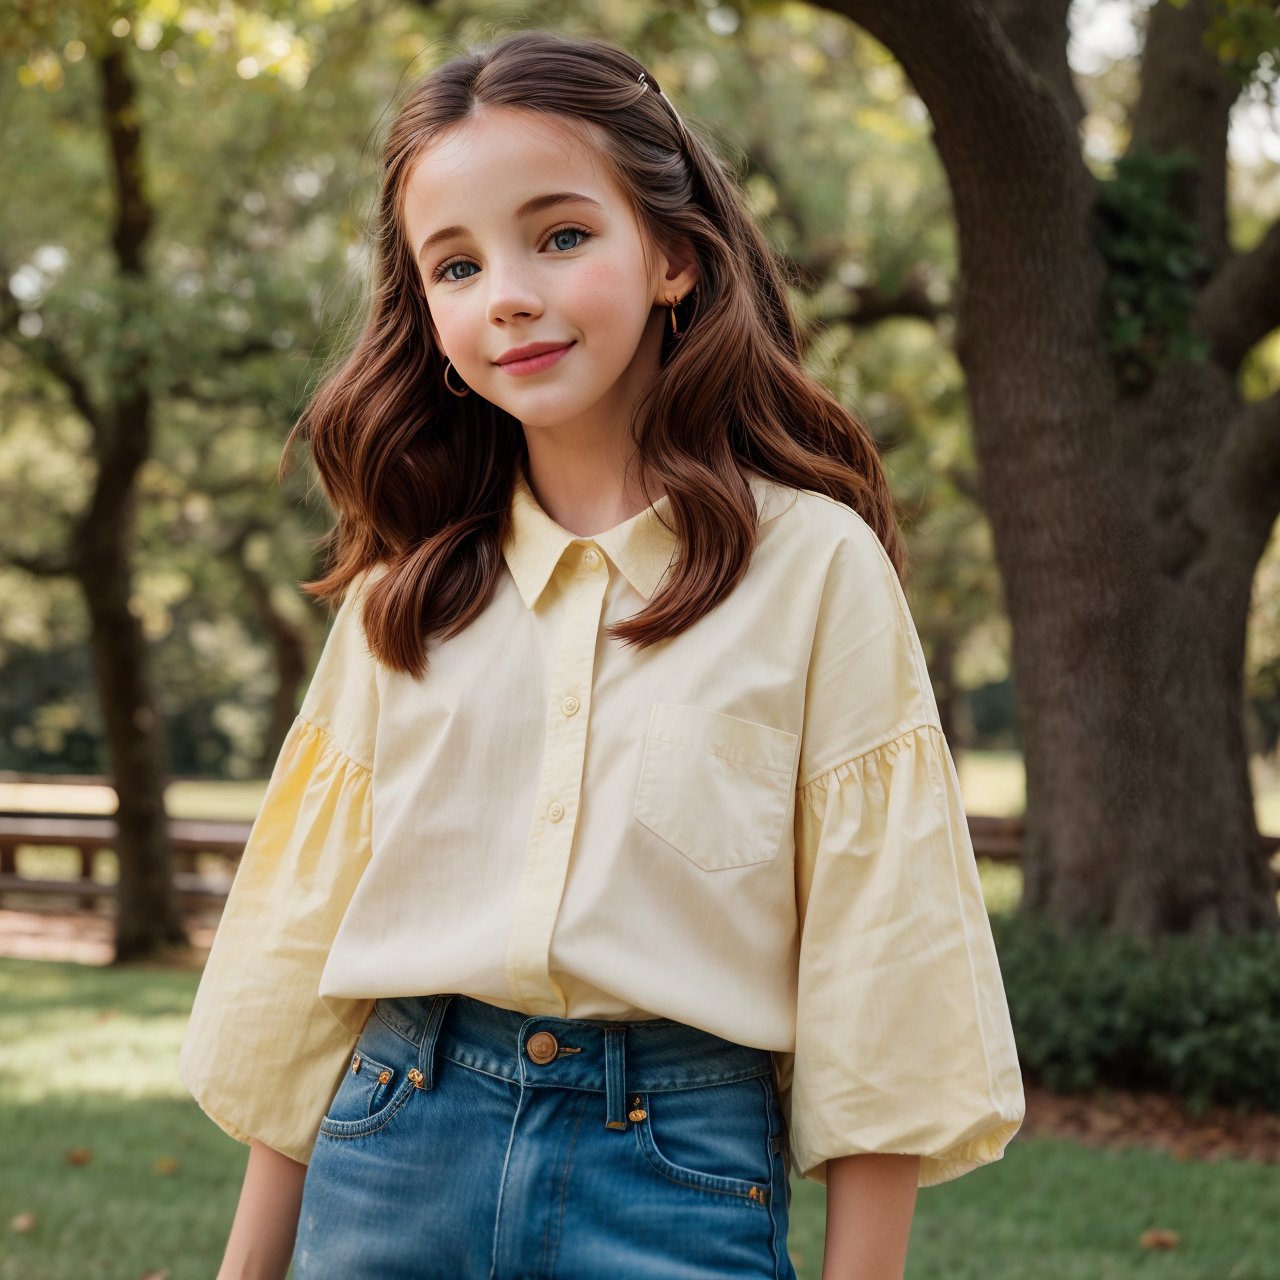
[427,292,478,351]
[568,258,652,327]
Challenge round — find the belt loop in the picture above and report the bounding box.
[416,994,454,1090]
[602,1025,627,1130]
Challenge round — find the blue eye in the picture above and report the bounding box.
[550,227,589,252]
[436,259,478,283]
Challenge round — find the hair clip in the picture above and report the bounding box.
[637,72,648,88]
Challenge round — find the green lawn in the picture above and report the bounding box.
[1,958,1277,1279]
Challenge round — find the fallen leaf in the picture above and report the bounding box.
[1139,1228,1180,1250]
[139,1270,172,1280]
[10,1212,36,1232]
[152,1156,181,1176]
[64,1147,93,1166]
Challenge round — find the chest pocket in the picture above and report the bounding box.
[634,703,799,872]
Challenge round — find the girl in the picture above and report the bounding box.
[179,29,1025,1280]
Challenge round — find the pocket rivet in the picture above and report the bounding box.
[378,1070,391,1084]
[628,1108,647,1121]
[351,1054,361,1073]
[408,1068,425,1088]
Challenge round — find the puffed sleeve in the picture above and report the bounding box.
[785,514,1025,1189]
[177,567,384,1164]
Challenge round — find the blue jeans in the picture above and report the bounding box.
[293,993,797,1278]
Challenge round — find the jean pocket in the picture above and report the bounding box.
[633,703,798,871]
[318,1007,420,1139]
[632,1075,776,1205]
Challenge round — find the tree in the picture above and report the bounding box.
[805,0,1280,935]
[0,0,400,957]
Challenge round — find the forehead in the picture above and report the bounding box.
[403,106,623,227]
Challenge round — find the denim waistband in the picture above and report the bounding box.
[372,994,776,1133]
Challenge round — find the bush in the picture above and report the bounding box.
[989,912,1280,1112]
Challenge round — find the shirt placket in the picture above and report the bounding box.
[505,540,610,1013]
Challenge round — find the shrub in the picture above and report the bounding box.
[989,911,1280,1112]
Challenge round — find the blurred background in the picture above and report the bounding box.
[1,0,1279,1276]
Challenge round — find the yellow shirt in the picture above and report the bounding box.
[177,466,1025,1189]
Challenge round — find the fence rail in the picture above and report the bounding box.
[1,810,1277,910]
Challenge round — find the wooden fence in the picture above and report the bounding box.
[1,810,1277,910]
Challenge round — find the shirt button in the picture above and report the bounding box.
[582,548,599,566]
[562,695,580,716]
[548,801,565,822]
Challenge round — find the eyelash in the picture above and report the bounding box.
[431,224,594,283]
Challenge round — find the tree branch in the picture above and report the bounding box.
[818,273,949,327]
[1195,213,1280,374]
[0,272,106,435]
[807,0,1106,388]
[1209,388,1280,546]
[3,548,76,576]
[809,0,1090,201]
[1127,0,1241,271]
[987,0,1084,129]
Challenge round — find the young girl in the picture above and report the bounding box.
[179,29,1024,1280]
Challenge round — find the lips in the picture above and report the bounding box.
[494,341,576,377]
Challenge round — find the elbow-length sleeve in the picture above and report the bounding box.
[786,513,1025,1189]
[177,569,383,1165]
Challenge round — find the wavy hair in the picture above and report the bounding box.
[284,29,906,677]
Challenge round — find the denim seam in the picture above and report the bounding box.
[544,1091,589,1278]
[317,1075,416,1140]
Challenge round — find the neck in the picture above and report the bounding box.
[521,445,663,538]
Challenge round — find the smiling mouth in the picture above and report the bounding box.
[496,343,576,375]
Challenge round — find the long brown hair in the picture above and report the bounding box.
[285,29,906,678]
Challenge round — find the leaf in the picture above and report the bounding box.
[151,1155,181,1176]
[10,1211,36,1232]
[1139,1228,1181,1250]
[64,1147,93,1165]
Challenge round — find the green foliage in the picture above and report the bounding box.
[1092,147,1212,391]
[1167,0,1280,93]
[992,911,1280,1111]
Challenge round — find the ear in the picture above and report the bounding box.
[651,235,700,305]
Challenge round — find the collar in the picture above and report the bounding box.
[501,465,788,609]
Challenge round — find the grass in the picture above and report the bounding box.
[1,958,1278,1279]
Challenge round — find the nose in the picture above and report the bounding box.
[485,259,544,326]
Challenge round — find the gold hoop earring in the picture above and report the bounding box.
[667,287,700,337]
[443,361,470,397]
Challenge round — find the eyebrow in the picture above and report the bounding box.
[416,191,605,262]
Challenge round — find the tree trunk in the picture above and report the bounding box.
[77,529,186,959]
[91,39,187,960]
[818,0,1280,936]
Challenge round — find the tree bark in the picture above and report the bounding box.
[814,0,1279,935]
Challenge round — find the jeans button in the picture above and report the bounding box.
[526,1031,559,1064]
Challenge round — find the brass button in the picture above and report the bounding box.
[526,1031,560,1064]
[377,1069,391,1084]
[628,1108,647,1121]
[408,1068,425,1088]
